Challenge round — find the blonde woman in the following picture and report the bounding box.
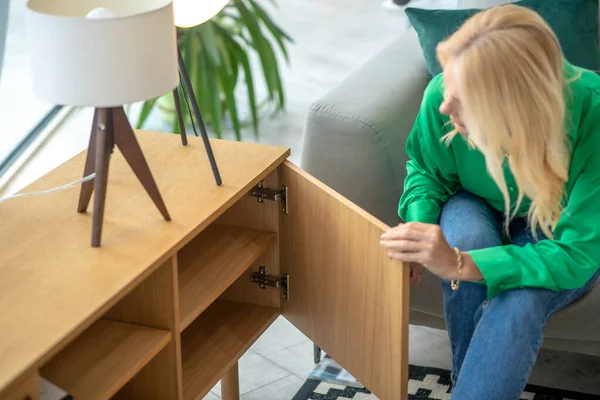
[379,4,600,399]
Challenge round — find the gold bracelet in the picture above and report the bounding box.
[450,247,463,291]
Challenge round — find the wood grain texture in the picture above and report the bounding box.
[181,300,278,400]
[113,342,181,400]
[40,319,171,400]
[178,224,277,330]
[105,258,178,330]
[217,169,281,231]
[219,169,282,308]
[107,257,183,399]
[219,250,279,309]
[280,161,410,400]
[221,362,240,400]
[0,132,289,392]
[0,373,39,400]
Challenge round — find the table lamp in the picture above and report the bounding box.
[169,0,231,186]
[26,0,179,247]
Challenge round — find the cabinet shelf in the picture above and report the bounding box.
[178,224,276,330]
[181,299,278,400]
[40,319,171,400]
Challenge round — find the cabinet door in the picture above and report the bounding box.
[280,162,409,400]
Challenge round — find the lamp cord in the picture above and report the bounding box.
[179,71,199,137]
[0,173,96,204]
[2,74,204,204]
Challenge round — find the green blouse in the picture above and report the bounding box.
[399,62,600,299]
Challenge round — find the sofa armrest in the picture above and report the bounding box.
[301,29,432,226]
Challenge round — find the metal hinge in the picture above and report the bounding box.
[251,266,289,301]
[249,181,288,214]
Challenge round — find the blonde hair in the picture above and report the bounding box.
[437,4,572,239]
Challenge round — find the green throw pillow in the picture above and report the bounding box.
[405,0,599,76]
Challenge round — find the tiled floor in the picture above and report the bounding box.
[205,317,315,399]
[205,316,600,399]
[224,320,453,400]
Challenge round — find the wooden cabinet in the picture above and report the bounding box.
[0,131,409,400]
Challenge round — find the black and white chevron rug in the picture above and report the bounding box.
[293,357,600,400]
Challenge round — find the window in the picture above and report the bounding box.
[0,0,56,170]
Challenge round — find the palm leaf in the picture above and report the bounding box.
[192,36,212,133]
[215,30,234,77]
[202,52,223,138]
[219,66,241,140]
[133,0,292,139]
[262,36,285,109]
[215,30,241,139]
[217,24,259,137]
[222,38,239,85]
[248,0,292,62]
[136,97,157,129]
[198,23,221,68]
[219,11,244,26]
[234,0,277,101]
[185,31,209,136]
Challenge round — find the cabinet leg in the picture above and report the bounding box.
[314,343,322,364]
[222,362,240,400]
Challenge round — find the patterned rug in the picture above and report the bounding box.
[292,356,600,400]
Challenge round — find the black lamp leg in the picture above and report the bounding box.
[177,48,222,186]
[172,86,188,146]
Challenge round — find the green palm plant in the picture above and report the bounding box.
[134,0,292,140]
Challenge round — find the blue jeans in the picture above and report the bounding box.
[439,191,600,400]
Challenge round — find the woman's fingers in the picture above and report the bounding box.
[381,223,430,241]
[387,251,423,264]
[379,239,422,252]
[402,222,430,232]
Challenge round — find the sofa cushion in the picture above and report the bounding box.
[406,0,599,76]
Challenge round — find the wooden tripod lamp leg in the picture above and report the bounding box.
[77,109,99,213]
[77,106,171,247]
[91,108,113,248]
[112,106,171,222]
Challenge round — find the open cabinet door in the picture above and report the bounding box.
[280,161,410,400]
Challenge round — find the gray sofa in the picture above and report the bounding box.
[300,0,600,356]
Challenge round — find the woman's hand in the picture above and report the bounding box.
[380,222,459,281]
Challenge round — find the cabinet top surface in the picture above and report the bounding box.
[0,131,289,391]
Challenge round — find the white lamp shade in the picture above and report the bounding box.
[26,0,179,107]
[173,0,230,28]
